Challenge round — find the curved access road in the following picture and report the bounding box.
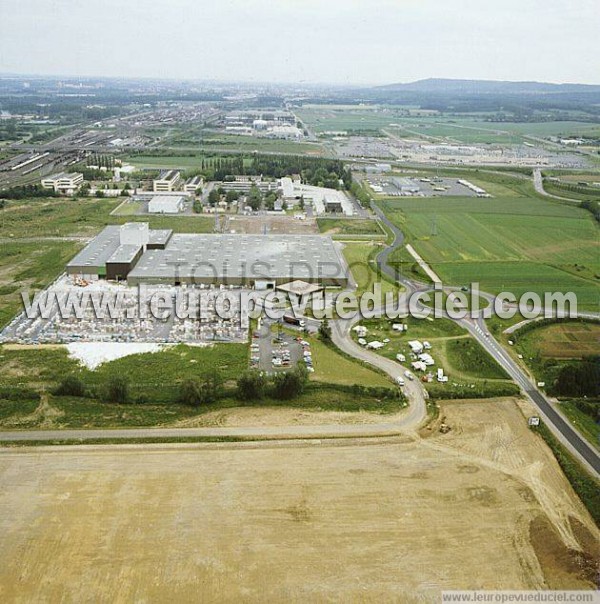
[331,314,428,432]
[367,189,599,477]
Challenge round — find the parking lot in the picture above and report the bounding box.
[366,176,482,197]
[251,320,313,374]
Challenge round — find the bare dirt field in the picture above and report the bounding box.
[228,214,319,234]
[0,398,597,602]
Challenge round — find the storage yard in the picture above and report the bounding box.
[1,276,248,345]
[364,175,489,197]
[0,398,597,601]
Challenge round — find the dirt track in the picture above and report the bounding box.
[0,398,597,602]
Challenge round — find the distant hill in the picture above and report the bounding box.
[376,78,600,94]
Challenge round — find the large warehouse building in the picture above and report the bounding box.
[148,195,185,214]
[67,224,349,287]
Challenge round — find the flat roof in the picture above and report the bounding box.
[128,234,347,283]
[43,171,82,181]
[149,229,173,246]
[121,222,149,232]
[149,195,184,205]
[67,226,121,270]
[107,244,141,264]
[67,225,162,270]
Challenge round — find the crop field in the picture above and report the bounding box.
[0,240,83,328]
[381,176,600,310]
[0,398,597,600]
[297,105,600,142]
[515,321,600,361]
[196,133,325,155]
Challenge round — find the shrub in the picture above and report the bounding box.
[237,370,267,401]
[554,357,600,397]
[179,379,205,407]
[179,370,223,407]
[104,375,129,403]
[54,375,86,398]
[270,366,308,400]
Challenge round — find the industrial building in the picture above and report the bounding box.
[392,177,421,194]
[67,223,172,280]
[279,177,354,216]
[183,176,204,194]
[41,172,83,195]
[67,225,349,288]
[153,170,181,192]
[217,176,278,194]
[148,195,185,214]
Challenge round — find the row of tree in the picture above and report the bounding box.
[53,365,310,407]
[184,153,352,190]
[0,184,58,200]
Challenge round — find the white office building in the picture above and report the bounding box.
[153,170,181,192]
[41,172,84,195]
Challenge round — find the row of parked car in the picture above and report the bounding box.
[299,338,315,373]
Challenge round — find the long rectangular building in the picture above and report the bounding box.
[66,225,348,287]
[127,234,348,287]
[153,170,181,192]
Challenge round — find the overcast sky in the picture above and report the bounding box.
[1,0,599,85]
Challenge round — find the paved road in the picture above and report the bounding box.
[0,423,414,443]
[368,185,599,477]
[533,168,578,202]
[331,315,428,432]
[462,315,600,475]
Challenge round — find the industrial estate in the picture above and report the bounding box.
[0,51,599,602]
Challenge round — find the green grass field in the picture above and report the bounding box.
[0,343,249,401]
[316,218,385,237]
[351,316,510,386]
[196,133,325,155]
[0,240,83,328]
[557,400,599,449]
[305,335,391,387]
[0,197,215,238]
[341,241,401,298]
[380,172,600,310]
[0,340,402,429]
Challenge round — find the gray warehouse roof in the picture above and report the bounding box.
[127,234,347,284]
[149,229,173,246]
[107,244,142,264]
[66,226,121,270]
